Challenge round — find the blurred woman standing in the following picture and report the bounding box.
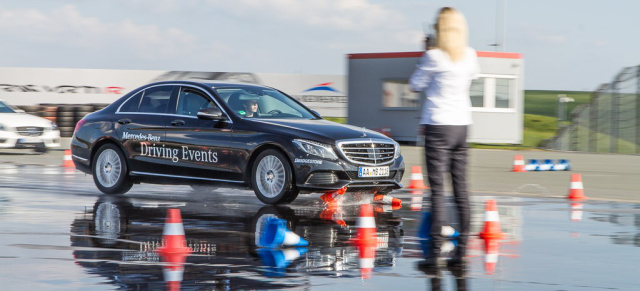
[410,7,480,266]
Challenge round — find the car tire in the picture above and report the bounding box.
[92,143,133,195]
[251,149,298,204]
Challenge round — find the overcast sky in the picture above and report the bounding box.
[0,0,637,91]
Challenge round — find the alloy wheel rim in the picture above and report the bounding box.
[256,155,286,198]
[96,149,121,188]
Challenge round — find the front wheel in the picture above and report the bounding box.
[92,143,133,195]
[251,149,299,204]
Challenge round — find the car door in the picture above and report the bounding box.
[162,86,234,181]
[114,85,177,174]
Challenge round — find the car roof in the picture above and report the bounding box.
[149,80,274,90]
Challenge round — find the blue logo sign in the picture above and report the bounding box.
[302,82,341,93]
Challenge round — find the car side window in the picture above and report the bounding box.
[119,92,143,112]
[139,86,174,114]
[176,87,216,116]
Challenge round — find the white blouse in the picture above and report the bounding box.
[409,47,480,125]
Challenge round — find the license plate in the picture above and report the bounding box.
[358,166,390,178]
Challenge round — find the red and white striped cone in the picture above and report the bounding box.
[320,187,346,206]
[410,190,423,211]
[478,200,505,240]
[62,149,75,168]
[408,166,428,189]
[568,174,587,201]
[319,205,346,227]
[373,194,402,207]
[157,209,192,255]
[355,204,377,279]
[512,155,526,172]
[570,203,583,222]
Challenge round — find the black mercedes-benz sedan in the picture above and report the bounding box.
[71,81,404,204]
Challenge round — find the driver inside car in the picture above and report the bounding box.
[241,99,259,117]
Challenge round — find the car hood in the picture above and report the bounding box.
[247,118,391,143]
[0,113,53,128]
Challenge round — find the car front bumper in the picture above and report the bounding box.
[292,155,405,193]
[0,130,61,149]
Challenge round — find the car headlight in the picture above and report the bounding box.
[393,141,401,159]
[293,139,339,160]
[50,121,58,130]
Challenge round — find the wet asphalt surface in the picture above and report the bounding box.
[0,162,639,290]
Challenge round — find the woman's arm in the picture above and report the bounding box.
[409,52,436,92]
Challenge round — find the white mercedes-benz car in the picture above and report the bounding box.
[0,100,61,153]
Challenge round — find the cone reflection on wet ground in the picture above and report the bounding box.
[410,190,423,211]
[354,204,377,279]
[570,203,583,222]
[156,209,192,291]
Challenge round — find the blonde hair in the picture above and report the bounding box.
[435,7,468,62]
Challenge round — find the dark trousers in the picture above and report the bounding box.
[423,124,470,256]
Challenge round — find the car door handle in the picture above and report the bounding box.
[171,119,185,126]
[117,119,131,124]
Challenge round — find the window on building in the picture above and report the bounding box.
[495,78,513,108]
[470,78,485,107]
[382,79,420,108]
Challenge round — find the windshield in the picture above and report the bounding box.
[215,87,317,119]
[0,101,17,113]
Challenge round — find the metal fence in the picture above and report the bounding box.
[546,66,640,154]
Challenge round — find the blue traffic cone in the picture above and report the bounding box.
[525,159,539,171]
[539,159,554,171]
[418,212,460,239]
[553,159,571,171]
[258,217,309,248]
[257,247,308,277]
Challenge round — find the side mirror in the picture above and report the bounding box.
[311,110,321,117]
[197,107,225,120]
[14,109,25,113]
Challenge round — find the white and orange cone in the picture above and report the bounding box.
[568,174,587,201]
[157,209,193,255]
[354,204,377,279]
[62,149,75,168]
[320,187,346,206]
[408,166,428,189]
[478,200,505,240]
[373,194,402,207]
[512,155,526,172]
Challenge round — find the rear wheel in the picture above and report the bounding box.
[92,143,133,194]
[251,149,298,204]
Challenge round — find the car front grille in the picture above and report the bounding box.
[16,127,44,137]
[338,139,396,166]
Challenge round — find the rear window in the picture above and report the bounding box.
[119,92,142,112]
[138,86,174,114]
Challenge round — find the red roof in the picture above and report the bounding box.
[348,51,522,59]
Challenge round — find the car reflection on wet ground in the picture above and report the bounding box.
[0,164,639,290]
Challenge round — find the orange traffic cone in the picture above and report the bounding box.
[319,205,346,227]
[157,209,192,255]
[373,194,402,207]
[512,155,526,172]
[354,204,377,279]
[320,187,346,206]
[568,174,587,201]
[62,149,75,168]
[408,166,428,189]
[483,237,501,275]
[478,200,505,239]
